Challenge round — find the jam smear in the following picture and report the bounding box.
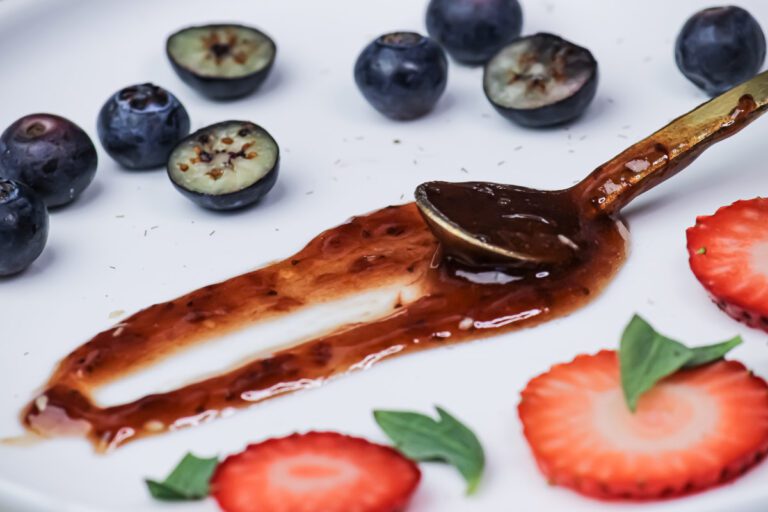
[22,202,626,451]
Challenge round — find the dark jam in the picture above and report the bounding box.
[419,182,585,266]
[22,202,626,451]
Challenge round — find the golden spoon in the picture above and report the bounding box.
[416,71,768,268]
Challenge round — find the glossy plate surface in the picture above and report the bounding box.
[1,0,767,510]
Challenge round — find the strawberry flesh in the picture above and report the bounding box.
[211,431,421,512]
[687,198,768,331]
[519,350,768,500]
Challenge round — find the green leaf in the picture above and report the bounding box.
[145,480,187,501]
[619,315,742,413]
[374,406,485,494]
[684,336,743,368]
[620,315,692,412]
[145,453,219,501]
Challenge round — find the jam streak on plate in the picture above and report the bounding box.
[22,202,626,451]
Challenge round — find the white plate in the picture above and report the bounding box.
[2,0,768,510]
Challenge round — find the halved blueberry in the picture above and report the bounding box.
[167,121,279,211]
[0,114,98,207]
[0,179,48,276]
[97,83,191,169]
[483,33,598,127]
[166,24,276,100]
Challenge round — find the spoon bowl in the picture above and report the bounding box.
[416,182,580,267]
[416,71,768,268]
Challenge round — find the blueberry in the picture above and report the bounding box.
[0,179,48,276]
[426,0,523,65]
[676,6,766,96]
[97,83,191,170]
[167,24,277,100]
[483,33,598,127]
[0,114,97,208]
[167,121,279,211]
[354,32,448,120]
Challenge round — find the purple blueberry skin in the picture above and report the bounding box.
[489,75,598,128]
[169,60,274,100]
[354,32,448,120]
[675,6,766,96]
[426,0,523,65]
[97,83,191,170]
[0,179,48,276]
[0,114,97,208]
[169,163,280,211]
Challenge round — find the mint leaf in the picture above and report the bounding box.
[374,406,485,494]
[620,315,692,412]
[684,336,743,368]
[145,453,218,501]
[619,315,741,412]
[145,480,187,501]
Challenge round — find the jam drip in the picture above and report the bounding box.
[22,202,626,451]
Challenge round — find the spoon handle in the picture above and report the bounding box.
[577,71,768,216]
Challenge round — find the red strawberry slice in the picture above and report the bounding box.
[518,350,768,500]
[687,198,768,332]
[210,432,421,512]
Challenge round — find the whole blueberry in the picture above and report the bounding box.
[676,6,766,95]
[0,179,48,276]
[97,83,191,169]
[426,0,523,65]
[354,32,448,120]
[0,114,97,208]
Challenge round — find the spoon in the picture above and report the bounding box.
[415,71,768,268]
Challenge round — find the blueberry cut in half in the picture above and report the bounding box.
[675,6,766,96]
[483,33,598,127]
[426,0,523,65]
[167,121,279,211]
[354,32,448,120]
[0,114,98,207]
[97,83,191,170]
[167,24,276,100]
[0,179,48,276]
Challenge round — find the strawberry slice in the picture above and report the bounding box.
[687,198,768,331]
[518,350,768,500]
[210,432,421,512]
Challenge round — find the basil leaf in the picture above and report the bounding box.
[145,453,219,501]
[619,315,741,413]
[145,480,187,501]
[374,406,485,494]
[620,315,692,412]
[684,336,743,368]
